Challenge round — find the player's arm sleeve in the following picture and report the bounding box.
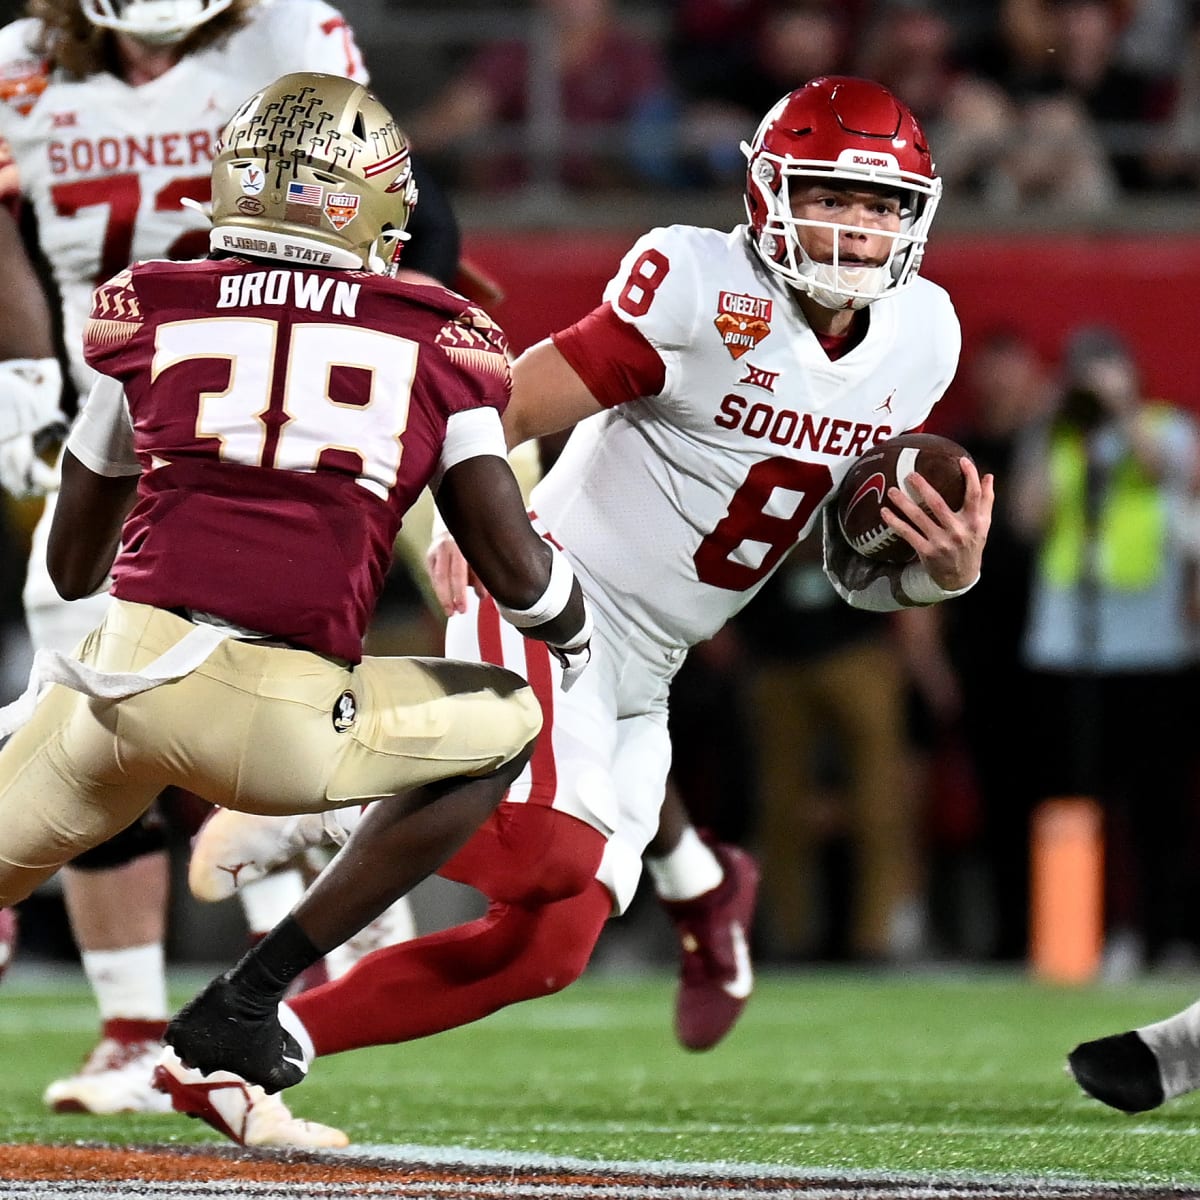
[551,303,666,407]
[551,225,703,409]
[821,505,977,610]
[437,406,506,475]
[65,374,139,477]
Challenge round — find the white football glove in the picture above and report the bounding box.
[0,357,64,445]
[0,434,60,499]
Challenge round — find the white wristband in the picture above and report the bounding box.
[900,562,980,606]
[498,548,575,628]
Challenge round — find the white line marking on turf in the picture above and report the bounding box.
[347,1116,1200,1138]
[340,1142,1198,1187]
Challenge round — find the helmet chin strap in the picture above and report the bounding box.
[368,229,410,278]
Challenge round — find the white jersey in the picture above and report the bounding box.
[0,0,366,393]
[532,223,961,650]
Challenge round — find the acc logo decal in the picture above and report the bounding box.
[236,196,265,215]
[332,690,357,733]
[324,192,359,231]
[240,166,265,195]
[714,290,772,360]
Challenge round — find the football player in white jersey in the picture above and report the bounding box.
[157,76,995,1123]
[0,0,450,1127]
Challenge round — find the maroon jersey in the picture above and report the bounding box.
[82,257,511,662]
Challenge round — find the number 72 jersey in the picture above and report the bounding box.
[532,223,962,649]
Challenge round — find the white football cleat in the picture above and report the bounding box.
[44,1033,174,1114]
[189,808,361,902]
[152,1048,348,1148]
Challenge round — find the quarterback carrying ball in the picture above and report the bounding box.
[155,75,994,1133]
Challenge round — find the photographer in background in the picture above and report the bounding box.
[1011,325,1200,979]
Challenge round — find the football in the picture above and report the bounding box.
[836,432,971,564]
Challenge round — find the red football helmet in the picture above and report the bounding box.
[742,76,941,310]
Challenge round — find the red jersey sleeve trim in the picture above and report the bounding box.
[551,302,666,409]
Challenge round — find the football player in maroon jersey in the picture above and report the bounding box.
[0,70,592,1146]
[0,0,468,1120]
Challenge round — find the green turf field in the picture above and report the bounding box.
[2,967,1198,1185]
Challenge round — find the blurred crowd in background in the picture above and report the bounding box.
[4,0,1200,980]
[365,0,1200,210]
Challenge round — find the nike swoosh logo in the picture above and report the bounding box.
[845,471,887,519]
[282,1054,308,1075]
[722,922,753,1000]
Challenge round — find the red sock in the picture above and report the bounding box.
[292,879,612,1056]
[101,1017,168,1043]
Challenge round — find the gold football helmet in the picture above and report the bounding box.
[209,72,419,274]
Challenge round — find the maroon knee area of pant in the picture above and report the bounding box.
[292,879,612,1057]
[439,802,606,906]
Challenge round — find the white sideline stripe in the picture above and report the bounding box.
[354,1117,1200,1138]
[343,1142,1195,1186]
[0,1144,1189,1198]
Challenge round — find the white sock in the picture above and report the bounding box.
[81,943,168,1021]
[645,828,723,902]
[238,869,306,937]
[1139,999,1200,1100]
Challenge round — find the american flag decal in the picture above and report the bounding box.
[287,181,323,205]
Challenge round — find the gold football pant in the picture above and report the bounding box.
[0,599,541,906]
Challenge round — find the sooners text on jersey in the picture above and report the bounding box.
[536,222,961,648]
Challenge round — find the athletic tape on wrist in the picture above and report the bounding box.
[900,562,979,605]
[497,549,575,628]
[551,605,592,653]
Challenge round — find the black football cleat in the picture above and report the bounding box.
[1067,1030,1165,1113]
[165,975,308,1095]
